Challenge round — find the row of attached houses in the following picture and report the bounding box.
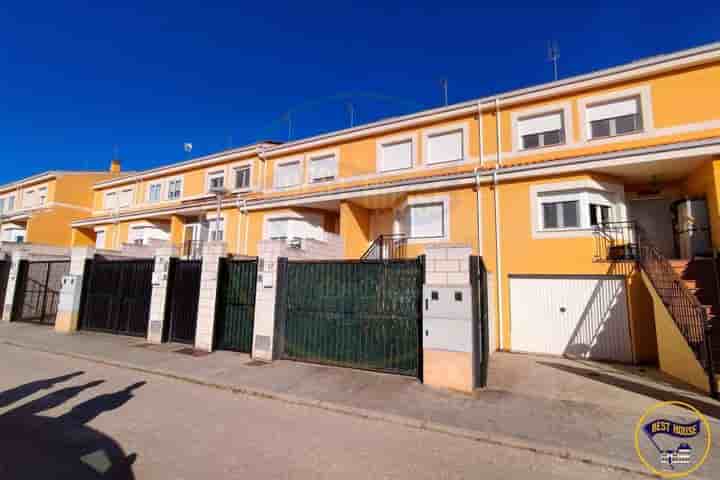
[3,42,720,395]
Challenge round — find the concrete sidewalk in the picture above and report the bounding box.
[2,322,719,477]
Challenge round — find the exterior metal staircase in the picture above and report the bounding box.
[594,221,718,398]
[360,234,408,261]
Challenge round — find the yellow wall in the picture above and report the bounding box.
[682,158,720,249]
[340,202,371,258]
[642,271,711,392]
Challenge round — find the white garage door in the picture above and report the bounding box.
[509,275,633,363]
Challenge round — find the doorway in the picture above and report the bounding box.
[629,198,675,258]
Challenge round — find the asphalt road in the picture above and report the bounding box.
[0,344,646,479]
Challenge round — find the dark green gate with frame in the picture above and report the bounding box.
[275,257,424,378]
[214,257,258,352]
[164,258,202,344]
[12,260,70,325]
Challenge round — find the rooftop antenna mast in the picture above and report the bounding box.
[440,78,448,106]
[548,40,560,81]
[183,142,193,160]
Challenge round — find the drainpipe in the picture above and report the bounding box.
[493,97,504,351]
[241,199,249,255]
[474,168,483,257]
[477,101,485,166]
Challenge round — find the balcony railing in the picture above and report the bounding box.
[181,240,204,259]
[361,234,408,261]
[592,220,639,262]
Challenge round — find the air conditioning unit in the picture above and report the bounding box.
[287,237,302,249]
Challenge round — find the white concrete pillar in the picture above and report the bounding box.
[2,250,28,322]
[422,244,475,393]
[194,241,226,352]
[55,247,95,333]
[147,246,178,344]
[251,252,281,361]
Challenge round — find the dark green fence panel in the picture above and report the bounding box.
[214,258,257,353]
[282,259,423,377]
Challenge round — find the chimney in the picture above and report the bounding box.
[110,158,121,174]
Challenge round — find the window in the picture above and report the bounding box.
[7,196,14,211]
[518,112,565,150]
[426,129,463,165]
[38,188,47,206]
[24,190,35,208]
[148,183,162,202]
[95,230,106,249]
[209,218,225,241]
[234,166,251,190]
[589,203,612,226]
[379,139,413,172]
[268,218,289,239]
[105,192,117,209]
[119,189,132,208]
[207,171,225,191]
[130,227,145,245]
[266,215,325,241]
[0,199,4,213]
[275,161,301,188]
[587,97,642,139]
[409,203,445,239]
[309,154,337,183]
[167,179,182,200]
[541,201,579,229]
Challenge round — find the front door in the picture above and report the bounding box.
[629,198,675,258]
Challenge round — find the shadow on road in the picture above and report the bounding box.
[0,373,146,479]
[538,361,720,420]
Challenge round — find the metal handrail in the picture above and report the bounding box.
[595,221,717,397]
[360,234,408,261]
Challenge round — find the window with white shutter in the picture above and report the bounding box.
[119,189,132,208]
[148,183,162,202]
[426,129,463,164]
[379,139,413,172]
[95,230,106,249]
[167,179,183,200]
[105,192,117,210]
[409,203,445,239]
[234,166,251,190]
[309,154,337,183]
[518,111,565,150]
[268,218,289,239]
[586,97,642,139]
[207,171,225,191]
[275,161,301,188]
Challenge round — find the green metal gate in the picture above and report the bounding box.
[276,258,424,377]
[214,258,258,352]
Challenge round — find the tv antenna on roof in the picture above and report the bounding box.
[548,40,560,81]
[440,78,448,106]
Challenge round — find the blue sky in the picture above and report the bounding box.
[1,1,718,182]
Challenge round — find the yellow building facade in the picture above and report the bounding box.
[72,42,720,390]
[0,169,121,247]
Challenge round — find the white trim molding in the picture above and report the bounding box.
[376,132,418,173]
[306,148,340,184]
[578,85,655,144]
[422,121,470,166]
[529,179,627,239]
[510,101,574,153]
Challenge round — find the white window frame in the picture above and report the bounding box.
[397,195,450,243]
[232,163,253,191]
[263,211,326,242]
[147,182,163,203]
[119,188,133,208]
[166,177,183,200]
[7,195,14,212]
[307,151,338,183]
[24,189,35,208]
[530,180,626,239]
[104,191,118,210]
[578,86,654,144]
[38,187,48,206]
[206,169,226,192]
[422,123,469,166]
[376,133,417,173]
[95,229,106,249]
[207,214,226,241]
[511,102,573,153]
[274,158,303,189]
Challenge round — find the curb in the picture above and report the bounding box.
[1,339,664,478]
